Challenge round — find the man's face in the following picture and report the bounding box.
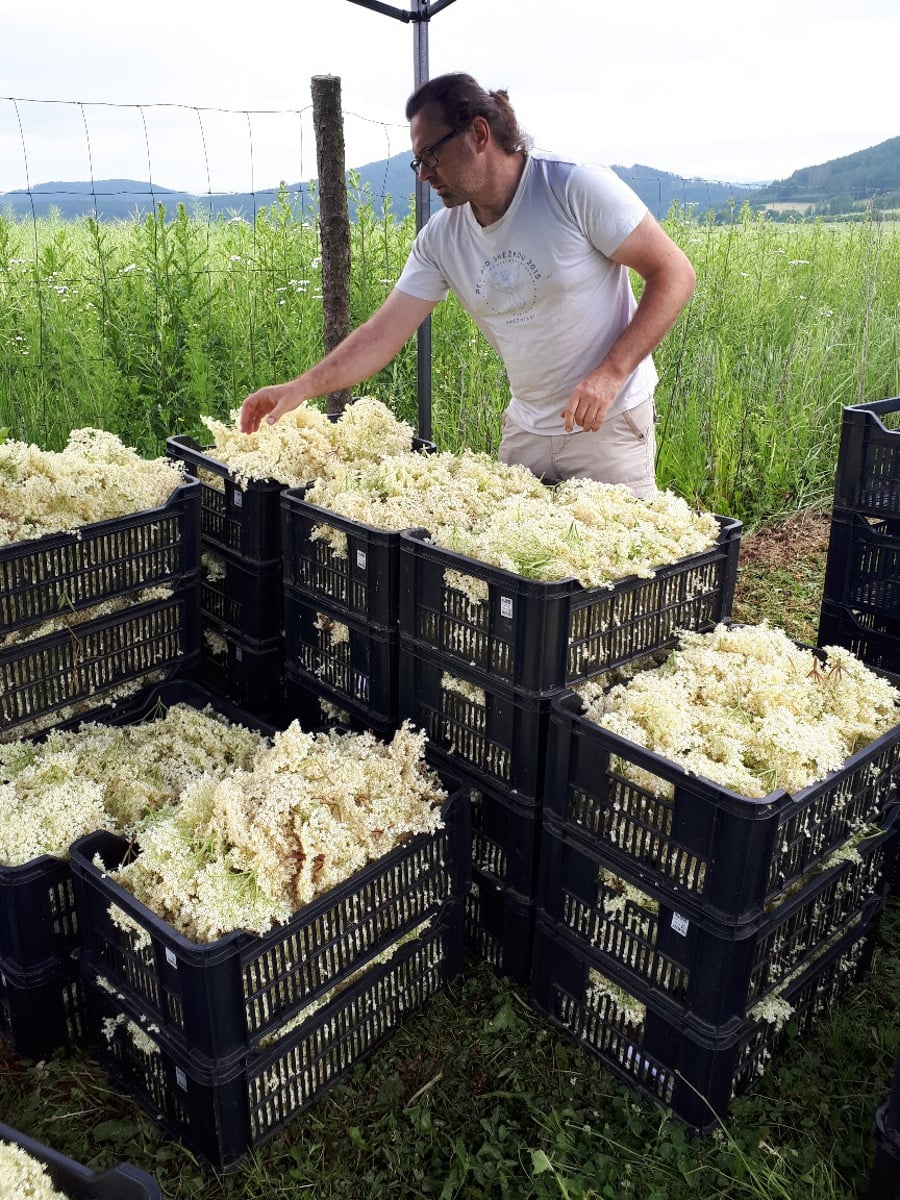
[409,106,472,208]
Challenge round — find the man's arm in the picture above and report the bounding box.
[239,289,437,433]
[560,214,696,432]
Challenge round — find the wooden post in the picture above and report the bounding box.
[311,75,352,416]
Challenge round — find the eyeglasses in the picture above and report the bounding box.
[410,126,466,174]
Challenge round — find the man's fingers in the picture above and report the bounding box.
[239,389,276,434]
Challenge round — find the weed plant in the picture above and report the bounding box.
[2,197,899,526]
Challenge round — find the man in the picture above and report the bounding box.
[240,73,696,497]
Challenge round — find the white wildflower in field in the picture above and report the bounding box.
[576,622,900,798]
[306,451,720,586]
[0,1140,68,1199]
[0,427,185,546]
[111,721,446,942]
[0,704,266,865]
[199,396,416,489]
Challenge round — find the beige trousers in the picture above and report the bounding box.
[498,397,658,498]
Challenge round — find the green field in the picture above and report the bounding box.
[2,195,900,526]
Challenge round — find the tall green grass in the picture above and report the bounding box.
[1,194,899,526]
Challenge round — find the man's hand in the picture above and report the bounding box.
[560,213,696,435]
[560,368,622,433]
[239,381,309,434]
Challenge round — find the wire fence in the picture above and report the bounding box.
[0,94,789,224]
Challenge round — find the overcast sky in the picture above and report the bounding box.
[1,0,897,196]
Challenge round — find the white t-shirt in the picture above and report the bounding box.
[396,153,658,435]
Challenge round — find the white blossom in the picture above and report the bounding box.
[109,721,447,943]
[576,622,899,798]
[0,1141,68,1199]
[0,428,185,546]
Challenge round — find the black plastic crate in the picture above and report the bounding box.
[69,780,469,1066]
[869,1050,900,1200]
[283,589,400,727]
[280,446,433,632]
[535,808,897,1025]
[281,669,397,741]
[529,898,881,1131]
[464,866,534,987]
[0,854,78,976]
[870,1106,900,1200]
[399,640,552,803]
[166,434,286,563]
[0,958,85,1060]
[0,683,276,976]
[83,908,464,1169]
[832,396,900,520]
[397,515,741,695]
[543,689,900,925]
[0,584,201,742]
[817,599,900,674]
[196,618,285,719]
[0,478,200,638]
[0,1119,161,1199]
[821,507,900,617]
[468,777,542,896]
[200,548,283,641]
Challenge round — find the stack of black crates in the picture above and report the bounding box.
[819,399,900,1200]
[394,517,742,986]
[0,479,202,1062]
[167,435,288,720]
[68,773,469,1169]
[3,395,899,1172]
[279,471,428,734]
[818,396,900,675]
[530,687,900,1129]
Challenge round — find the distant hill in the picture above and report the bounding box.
[0,178,305,221]
[2,135,898,223]
[748,136,900,216]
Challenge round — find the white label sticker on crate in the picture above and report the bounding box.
[671,912,690,937]
[175,1066,188,1091]
[165,947,178,968]
[356,549,367,570]
[500,596,513,619]
[232,490,243,508]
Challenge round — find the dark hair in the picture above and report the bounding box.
[405,72,531,155]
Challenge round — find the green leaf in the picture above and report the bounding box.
[531,1149,553,1175]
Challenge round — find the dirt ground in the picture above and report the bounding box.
[731,507,833,645]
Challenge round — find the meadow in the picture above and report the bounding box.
[0,195,898,1198]
[2,189,900,527]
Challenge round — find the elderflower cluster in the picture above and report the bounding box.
[0,704,265,865]
[306,450,721,586]
[576,622,900,799]
[0,427,185,546]
[110,721,446,943]
[0,1141,68,1199]
[199,396,417,490]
